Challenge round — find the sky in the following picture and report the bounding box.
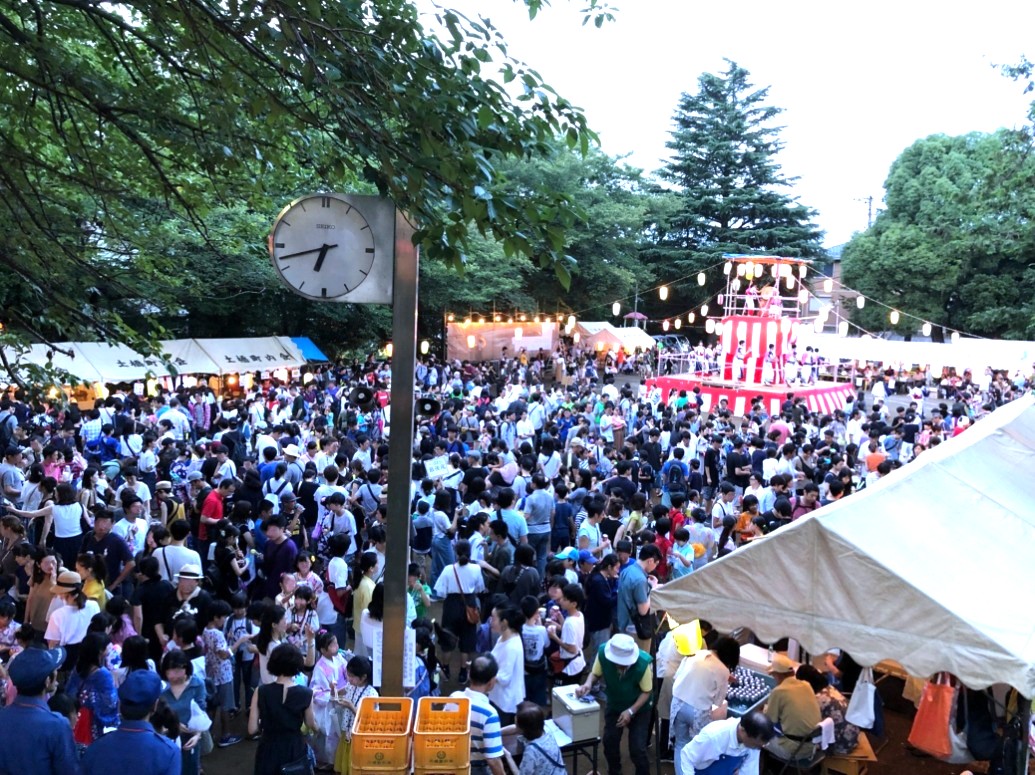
[418,0,1035,247]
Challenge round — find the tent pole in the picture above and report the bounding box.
[1020,696,1031,775]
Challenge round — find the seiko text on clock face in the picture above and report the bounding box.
[270,195,377,300]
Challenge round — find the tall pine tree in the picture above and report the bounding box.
[652,61,822,276]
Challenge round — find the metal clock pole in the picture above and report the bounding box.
[380,208,418,696]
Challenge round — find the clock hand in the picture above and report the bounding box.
[277,243,338,261]
[313,243,333,273]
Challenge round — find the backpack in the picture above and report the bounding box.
[0,411,15,450]
[666,462,687,492]
[411,515,433,554]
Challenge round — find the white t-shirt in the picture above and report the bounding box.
[316,555,350,625]
[433,562,486,597]
[560,613,586,675]
[45,600,101,646]
[112,516,148,556]
[489,633,526,714]
[153,545,203,583]
[577,520,602,552]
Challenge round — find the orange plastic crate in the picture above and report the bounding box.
[350,696,413,771]
[413,696,472,770]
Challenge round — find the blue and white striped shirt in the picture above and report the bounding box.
[453,688,503,762]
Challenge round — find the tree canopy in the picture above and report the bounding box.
[0,0,608,382]
[841,130,1035,341]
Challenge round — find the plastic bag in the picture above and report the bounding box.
[188,698,213,732]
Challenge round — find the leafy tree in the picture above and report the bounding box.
[646,60,822,322]
[0,0,606,383]
[841,130,1035,340]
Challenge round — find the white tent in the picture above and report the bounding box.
[193,337,306,373]
[612,325,657,352]
[798,330,1035,374]
[651,395,1035,694]
[575,322,624,351]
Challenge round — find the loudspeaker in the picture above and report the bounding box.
[349,386,376,410]
[416,397,441,416]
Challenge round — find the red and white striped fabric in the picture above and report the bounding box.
[719,315,801,382]
[645,376,855,418]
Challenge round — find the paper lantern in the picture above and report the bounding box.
[674,317,682,330]
[700,303,709,316]
[385,343,394,358]
[745,261,754,278]
[556,313,564,322]
[705,318,716,334]
[466,334,476,349]
[838,321,849,337]
[662,319,670,331]
[494,314,501,322]
[687,312,695,323]
[890,310,900,325]
[856,296,865,310]
[723,261,732,275]
[506,316,513,324]
[612,301,620,316]
[697,272,706,286]
[798,265,807,278]
[659,285,669,301]
[573,332,580,344]
[535,314,542,323]
[732,279,741,292]
[797,289,808,304]
[519,313,527,321]
[922,322,932,337]
[785,276,795,290]
[717,294,724,305]
[447,313,455,322]
[951,331,960,344]
[736,264,746,276]
[822,278,833,293]
[567,314,576,328]
[420,340,430,355]
[813,319,825,333]
[771,264,780,278]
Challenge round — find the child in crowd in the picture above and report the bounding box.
[203,599,244,748]
[226,595,260,712]
[286,586,319,649]
[310,630,348,770]
[407,563,431,620]
[519,596,549,707]
[335,654,378,774]
[669,528,696,579]
[0,600,19,661]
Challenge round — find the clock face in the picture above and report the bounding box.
[269,195,377,300]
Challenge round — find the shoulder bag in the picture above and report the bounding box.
[452,564,480,625]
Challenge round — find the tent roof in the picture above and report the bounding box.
[291,336,330,362]
[651,395,1035,693]
[612,326,657,351]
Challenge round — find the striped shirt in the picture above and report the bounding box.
[452,688,503,762]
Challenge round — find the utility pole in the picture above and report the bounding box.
[855,196,874,229]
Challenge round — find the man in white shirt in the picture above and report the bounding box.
[152,519,202,583]
[112,495,149,557]
[679,712,775,775]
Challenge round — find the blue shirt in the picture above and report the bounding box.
[454,688,503,762]
[81,719,179,775]
[0,696,80,775]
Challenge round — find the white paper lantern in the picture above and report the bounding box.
[420,340,430,355]
[823,279,833,293]
[705,318,716,334]
[659,285,669,301]
[889,310,900,325]
[856,296,865,310]
[567,314,576,328]
[700,303,709,316]
[612,301,620,316]
[785,276,795,290]
[838,321,849,337]
[573,332,580,343]
[697,272,706,286]
[922,322,932,337]
[674,317,682,330]
[466,335,476,349]
[662,319,670,331]
[723,262,732,275]
[798,289,808,304]
[798,265,807,278]
[951,331,960,344]
[813,319,824,333]
[688,312,696,323]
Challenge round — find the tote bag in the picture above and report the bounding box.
[907,673,956,759]
[845,667,876,728]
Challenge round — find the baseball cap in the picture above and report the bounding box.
[577,549,597,565]
[186,471,204,483]
[119,669,163,708]
[7,647,66,692]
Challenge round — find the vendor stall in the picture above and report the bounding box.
[651,394,1035,695]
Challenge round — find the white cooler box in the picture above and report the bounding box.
[551,685,601,742]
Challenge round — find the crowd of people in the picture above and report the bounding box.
[0,346,1028,775]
